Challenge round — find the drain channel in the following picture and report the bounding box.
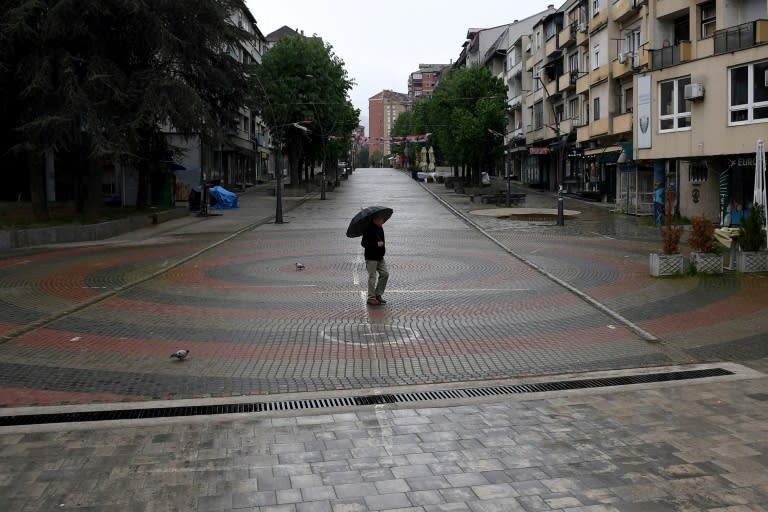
[0,367,733,427]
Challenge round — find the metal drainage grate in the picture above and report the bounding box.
[0,367,733,427]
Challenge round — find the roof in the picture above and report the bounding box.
[266,25,301,42]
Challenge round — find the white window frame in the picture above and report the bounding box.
[659,76,692,132]
[700,1,716,39]
[569,98,580,124]
[592,44,600,69]
[592,0,600,16]
[728,61,768,126]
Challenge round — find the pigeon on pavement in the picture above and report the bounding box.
[295,262,305,271]
[170,349,190,361]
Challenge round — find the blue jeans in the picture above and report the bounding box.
[366,259,389,298]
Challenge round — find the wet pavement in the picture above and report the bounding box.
[0,168,766,511]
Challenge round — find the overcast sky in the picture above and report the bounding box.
[246,1,559,133]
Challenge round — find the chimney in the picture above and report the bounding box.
[548,4,554,8]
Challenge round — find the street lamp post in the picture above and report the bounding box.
[535,75,566,226]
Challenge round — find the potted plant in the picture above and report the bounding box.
[687,215,723,273]
[650,188,685,276]
[735,203,768,272]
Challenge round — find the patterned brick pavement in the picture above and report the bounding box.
[0,169,765,407]
[1,170,767,512]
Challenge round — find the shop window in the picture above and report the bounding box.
[729,60,768,125]
[659,76,691,131]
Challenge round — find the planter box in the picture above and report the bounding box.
[735,251,768,272]
[691,252,724,274]
[650,253,685,276]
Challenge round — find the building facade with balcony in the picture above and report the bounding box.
[368,90,410,158]
[408,64,450,103]
[165,6,269,201]
[636,0,768,224]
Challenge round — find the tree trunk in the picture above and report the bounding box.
[84,157,102,218]
[28,151,49,222]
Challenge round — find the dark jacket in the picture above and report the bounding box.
[361,224,385,261]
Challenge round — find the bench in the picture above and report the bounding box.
[479,192,526,206]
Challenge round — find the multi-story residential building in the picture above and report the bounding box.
[368,90,410,158]
[408,64,450,102]
[515,0,768,223]
[636,0,768,225]
[167,5,269,200]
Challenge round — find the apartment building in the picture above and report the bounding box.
[368,90,410,157]
[167,6,269,199]
[513,0,768,222]
[408,64,450,102]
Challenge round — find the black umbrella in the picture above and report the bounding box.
[346,206,393,238]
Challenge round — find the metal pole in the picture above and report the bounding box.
[505,152,511,207]
[557,184,564,226]
[275,144,283,224]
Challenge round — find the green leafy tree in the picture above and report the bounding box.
[392,66,506,183]
[251,35,356,186]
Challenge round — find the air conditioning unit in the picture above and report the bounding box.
[618,53,627,64]
[684,83,705,100]
[578,23,587,33]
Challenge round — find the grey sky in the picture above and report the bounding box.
[246,1,558,133]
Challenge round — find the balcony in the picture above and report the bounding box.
[526,55,536,71]
[507,95,522,110]
[558,24,576,48]
[509,61,523,77]
[525,126,535,145]
[612,56,632,79]
[577,124,590,142]
[590,9,608,33]
[576,23,589,46]
[558,118,573,136]
[545,36,559,58]
[656,0,688,19]
[591,63,609,84]
[576,73,589,94]
[612,0,639,24]
[714,20,768,55]
[591,117,609,136]
[558,71,576,92]
[649,41,691,70]
[612,112,633,135]
[545,79,558,98]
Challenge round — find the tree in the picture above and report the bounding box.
[392,66,506,183]
[250,35,356,186]
[0,0,252,217]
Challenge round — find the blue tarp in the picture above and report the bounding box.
[209,186,238,209]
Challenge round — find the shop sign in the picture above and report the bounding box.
[528,147,550,155]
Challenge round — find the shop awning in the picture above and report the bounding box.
[583,145,623,156]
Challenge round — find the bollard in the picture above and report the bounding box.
[557,186,564,226]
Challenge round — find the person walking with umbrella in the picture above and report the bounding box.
[347,206,393,306]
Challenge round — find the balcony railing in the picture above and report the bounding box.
[558,23,576,48]
[713,20,768,54]
[612,0,639,24]
[649,41,691,70]
[612,112,633,135]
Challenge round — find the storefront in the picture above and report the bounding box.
[719,154,757,227]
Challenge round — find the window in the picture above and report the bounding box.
[568,52,579,73]
[690,163,708,183]
[700,2,716,39]
[534,102,544,130]
[569,98,580,123]
[536,30,542,49]
[593,97,600,120]
[729,61,768,125]
[533,65,543,90]
[555,104,564,123]
[624,87,634,113]
[592,0,600,16]
[659,77,691,131]
[592,45,600,69]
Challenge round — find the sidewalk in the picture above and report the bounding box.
[0,168,766,511]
